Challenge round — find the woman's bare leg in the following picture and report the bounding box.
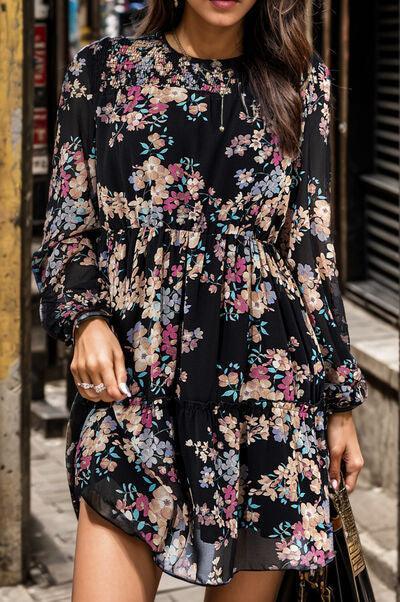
[72,498,163,602]
[204,569,285,602]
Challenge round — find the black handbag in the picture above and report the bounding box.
[276,473,376,602]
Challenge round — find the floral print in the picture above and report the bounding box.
[31,32,368,586]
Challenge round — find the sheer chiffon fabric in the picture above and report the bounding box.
[32,32,367,585]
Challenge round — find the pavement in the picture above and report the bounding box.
[0,426,397,602]
[350,475,397,601]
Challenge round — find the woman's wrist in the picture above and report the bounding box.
[72,311,112,345]
[328,410,353,424]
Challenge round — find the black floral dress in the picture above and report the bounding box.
[31,31,368,586]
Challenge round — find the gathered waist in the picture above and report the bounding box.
[101,222,279,249]
[99,221,297,296]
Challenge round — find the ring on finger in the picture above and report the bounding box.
[94,382,107,394]
[77,382,94,390]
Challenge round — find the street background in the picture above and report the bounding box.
[0,0,399,600]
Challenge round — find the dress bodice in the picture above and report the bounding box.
[32,31,367,416]
[93,31,293,247]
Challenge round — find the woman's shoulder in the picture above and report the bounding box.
[301,50,331,90]
[300,49,332,117]
[71,31,164,80]
[73,31,160,63]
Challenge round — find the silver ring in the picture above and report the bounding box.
[94,383,107,394]
[77,382,94,390]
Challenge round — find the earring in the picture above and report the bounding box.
[174,0,179,7]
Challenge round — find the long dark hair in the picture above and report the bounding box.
[134,0,313,159]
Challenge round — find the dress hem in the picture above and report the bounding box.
[76,488,337,588]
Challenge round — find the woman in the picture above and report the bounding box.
[31,1,368,600]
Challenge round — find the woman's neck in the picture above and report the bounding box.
[168,8,243,60]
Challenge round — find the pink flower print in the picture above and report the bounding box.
[223,486,238,519]
[149,101,169,115]
[272,149,283,166]
[167,467,178,483]
[144,531,157,551]
[302,547,327,567]
[80,455,92,470]
[163,323,178,342]
[171,264,183,278]
[141,407,153,429]
[337,364,351,382]
[223,485,236,504]
[150,361,161,379]
[73,149,84,163]
[164,194,180,212]
[226,269,235,284]
[136,494,150,517]
[299,404,309,419]
[249,364,269,380]
[226,258,246,284]
[278,370,295,401]
[236,257,246,275]
[61,173,72,197]
[168,163,184,181]
[292,521,305,539]
[309,312,317,329]
[271,133,280,146]
[59,164,68,179]
[126,85,143,107]
[164,192,180,213]
[302,463,314,480]
[118,57,134,71]
[225,502,237,520]
[180,191,191,203]
[130,396,142,407]
[234,295,248,313]
[162,324,178,357]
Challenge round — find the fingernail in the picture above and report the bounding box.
[118,382,131,397]
[345,483,350,491]
[331,478,338,490]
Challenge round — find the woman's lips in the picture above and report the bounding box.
[209,0,238,9]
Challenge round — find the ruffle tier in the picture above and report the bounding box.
[66,392,336,586]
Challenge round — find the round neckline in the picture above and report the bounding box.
[160,31,244,67]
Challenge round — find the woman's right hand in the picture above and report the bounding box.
[70,317,130,403]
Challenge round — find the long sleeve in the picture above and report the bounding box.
[31,40,112,347]
[277,52,368,414]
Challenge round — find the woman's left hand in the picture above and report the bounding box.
[327,411,364,493]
